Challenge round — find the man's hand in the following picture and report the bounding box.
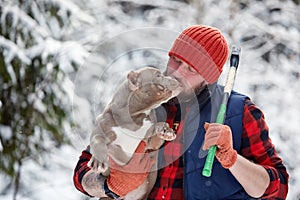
[106,141,155,197]
[203,122,237,169]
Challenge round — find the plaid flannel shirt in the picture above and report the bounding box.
[73,146,93,197]
[73,99,289,199]
[148,99,289,200]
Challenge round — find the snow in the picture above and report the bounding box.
[1,4,49,39]
[0,126,13,141]
[0,36,31,65]
[1,0,300,199]
[0,145,82,200]
[27,38,89,73]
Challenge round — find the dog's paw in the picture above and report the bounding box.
[88,156,109,173]
[89,144,109,173]
[154,122,176,141]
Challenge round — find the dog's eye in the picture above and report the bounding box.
[156,73,162,78]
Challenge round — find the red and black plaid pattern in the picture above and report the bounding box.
[148,103,185,200]
[73,99,289,199]
[148,99,289,199]
[73,146,93,197]
[241,99,289,199]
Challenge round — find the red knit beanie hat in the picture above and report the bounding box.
[168,25,229,84]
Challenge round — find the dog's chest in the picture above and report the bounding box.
[111,118,153,157]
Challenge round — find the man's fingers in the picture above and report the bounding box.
[203,123,232,150]
[128,141,148,164]
[205,123,223,131]
[135,141,147,153]
[203,136,219,150]
[203,123,223,150]
[141,152,155,169]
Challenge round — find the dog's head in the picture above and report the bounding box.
[127,67,183,113]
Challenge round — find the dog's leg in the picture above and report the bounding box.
[145,122,176,151]
[89,134,109,172]
[108,144,132,166]
[154,122,176,141]
[89,120,117,173]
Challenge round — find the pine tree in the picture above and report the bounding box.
[0,0,90,198]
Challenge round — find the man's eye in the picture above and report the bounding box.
[172,56,181,64]
[187,66,197,73]
[174,59,181,64]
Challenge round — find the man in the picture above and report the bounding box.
[73,25,289,199]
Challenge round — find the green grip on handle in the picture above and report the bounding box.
[202,103,227,177]
[202,145,217,177]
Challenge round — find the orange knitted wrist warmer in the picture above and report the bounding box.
[107,177,128,197]
[216,148,237,169]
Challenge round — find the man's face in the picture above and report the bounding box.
[166,56,208,100]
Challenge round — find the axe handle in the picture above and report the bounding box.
[202,46,241,177]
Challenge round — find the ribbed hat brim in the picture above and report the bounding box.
[169,36,221,84]
[168,25,229,84]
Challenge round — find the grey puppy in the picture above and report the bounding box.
[89,67,182,199]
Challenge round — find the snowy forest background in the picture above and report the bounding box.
[0,0,299,199]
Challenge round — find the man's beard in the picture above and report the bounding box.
[176,82,207,103]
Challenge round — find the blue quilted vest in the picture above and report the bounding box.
[183,86,250,200]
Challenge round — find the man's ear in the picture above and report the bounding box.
[127,71,140,91]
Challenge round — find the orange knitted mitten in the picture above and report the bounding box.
[106,141,154,196]
[203,123,237,169]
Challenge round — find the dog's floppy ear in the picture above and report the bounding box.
[127,71,140,91]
